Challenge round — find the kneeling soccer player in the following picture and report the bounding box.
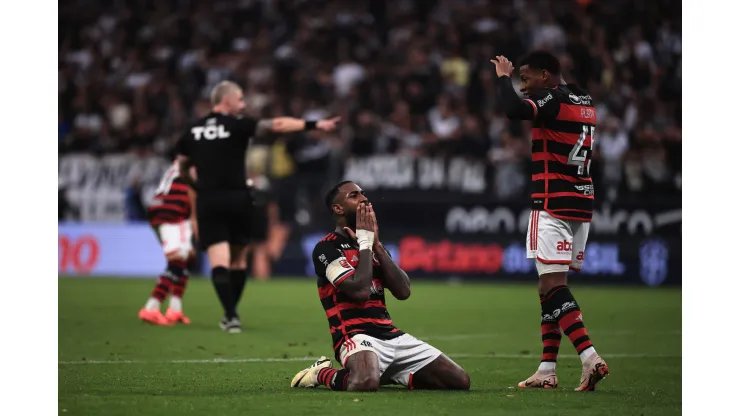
[290,181,470,391]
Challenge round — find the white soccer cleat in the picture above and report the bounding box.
[575,354,609,391]
[290,356,333,388]
[517,371,558,389]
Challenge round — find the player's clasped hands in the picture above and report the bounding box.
[490,55,514,78]
[344,202,375,236]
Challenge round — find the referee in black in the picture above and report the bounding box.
[176,81,340,333]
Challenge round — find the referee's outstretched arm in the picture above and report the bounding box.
[255,116,341,136]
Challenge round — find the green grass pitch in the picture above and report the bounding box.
[59,277,681,415]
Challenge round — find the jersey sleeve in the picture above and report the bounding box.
[175,131,191,157]
[523,90,560,121]
[313,241,355,287]
[238,116,259,138]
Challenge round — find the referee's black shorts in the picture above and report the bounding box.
[196,189,253,249]
[249,201,269,244]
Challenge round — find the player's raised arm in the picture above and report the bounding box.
[334,204,376,301]
[254,116,341,137]
[491,56,536,120]
[368,205,410,300]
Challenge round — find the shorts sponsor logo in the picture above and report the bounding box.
[361,340,373,348]
[556,240,573,254]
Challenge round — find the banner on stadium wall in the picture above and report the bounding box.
[364,200,681,236]
[59,224,681,286]
[343,155,490,196]
[59,223,166,276]
[289,232,681,287]
[59,154,170,222]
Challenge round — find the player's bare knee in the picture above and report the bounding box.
[347,374,380,392]
[454,371,471,391]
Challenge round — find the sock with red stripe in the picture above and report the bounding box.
[316,368,350,391]
[538,293,561,372]
[145,276,172,311]
[545,285,596,364]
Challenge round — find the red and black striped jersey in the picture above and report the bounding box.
[524,85,597,222]
[312,231,403,361]
[148,162,194,226]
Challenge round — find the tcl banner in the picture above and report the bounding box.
[59,223,166,276]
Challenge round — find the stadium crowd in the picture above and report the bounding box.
[59,0,681,204]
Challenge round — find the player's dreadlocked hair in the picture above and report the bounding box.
[324,180,354,214]
[520,51,562,75]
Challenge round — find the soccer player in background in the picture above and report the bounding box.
[138,161,197,325]
[491,51,609,391]
[290,181,470,392]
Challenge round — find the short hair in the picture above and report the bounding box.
[210,81,242,106]
[520,51,561,76]
[324,180,354,213]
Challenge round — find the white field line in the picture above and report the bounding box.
[419,330,681,341]
[58,352,680,365]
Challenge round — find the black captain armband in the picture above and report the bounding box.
[305,120,317,130]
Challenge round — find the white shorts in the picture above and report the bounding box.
[338,333,442,389]
[526,210,590,273]
[157,221,193,258]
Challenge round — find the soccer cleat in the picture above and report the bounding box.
[165,308,191,325]
[138,308,173,326]
[290,356,333,388]
[219,316,242,334]
[517,371,558,389]
[575,354,610,392]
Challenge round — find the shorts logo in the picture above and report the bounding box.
[361,340,373,348]
[576,251,584,261]
[343,338,357,352]
[556,240,572,253]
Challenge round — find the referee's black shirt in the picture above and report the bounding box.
[176,112,258,191]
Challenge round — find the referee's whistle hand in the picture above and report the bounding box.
[317,117,341,132]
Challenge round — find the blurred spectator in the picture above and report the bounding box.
[59,0,681,207]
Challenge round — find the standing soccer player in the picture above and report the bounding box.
[491,51,609,391]
[176,81,340,333]
[139,160,197,325]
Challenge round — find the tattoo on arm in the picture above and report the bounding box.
[255,119,274,137]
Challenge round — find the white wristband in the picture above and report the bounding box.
[356,230,375,251]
